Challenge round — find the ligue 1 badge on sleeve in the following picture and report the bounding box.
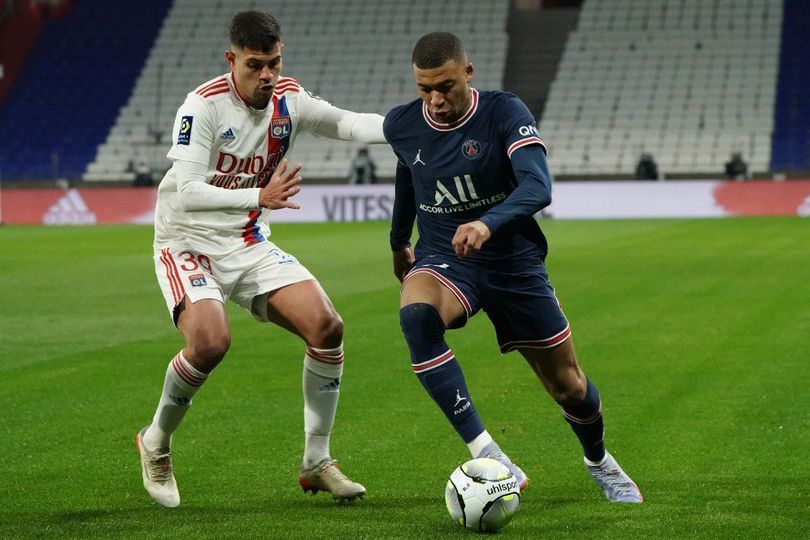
[178,116,193,145]
[271,116,291,138]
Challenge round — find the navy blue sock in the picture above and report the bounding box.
[561,379,606,462]
[400,303,485,443]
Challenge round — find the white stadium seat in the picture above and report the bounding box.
[84,0,510,182]
[541,0,782,176]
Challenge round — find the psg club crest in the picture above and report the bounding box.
[271,116,291,138]
[462,139,482,160]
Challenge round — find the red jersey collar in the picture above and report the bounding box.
[422,88,479,132]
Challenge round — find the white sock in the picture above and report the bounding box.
[143,351,207,451]
[584,452,610,467]
[302,344,344,467]
[467,430,494,457]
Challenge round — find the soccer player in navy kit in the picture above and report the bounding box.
[384,32,642,503]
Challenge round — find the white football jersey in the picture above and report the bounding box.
[155,73,364,253]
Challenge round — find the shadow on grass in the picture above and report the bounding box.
[28,494,438,527]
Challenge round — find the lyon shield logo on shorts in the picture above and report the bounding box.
[189,273,207,287]
[271,117,291,138]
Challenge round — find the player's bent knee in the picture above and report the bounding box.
[547,376,587,405]
[323,313,344,342]
[309,311,344,348]
[399,303,446,345]
[187,332,231,369]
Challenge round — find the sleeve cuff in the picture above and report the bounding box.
[478,214,497,234]
[390,240,411,251]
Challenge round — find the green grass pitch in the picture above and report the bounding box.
[1,218,808,538]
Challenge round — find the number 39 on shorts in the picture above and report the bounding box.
[179,251,213,274]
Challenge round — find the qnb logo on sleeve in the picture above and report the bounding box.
[518,125,539,137]
[177,116,193,145]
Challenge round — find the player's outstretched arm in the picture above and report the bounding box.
[259,159,303,210]
[296,88,386,144]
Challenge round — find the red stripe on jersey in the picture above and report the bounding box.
[403,268,473,316]
[200,76,226,89]
[422,88,479,131]
[273,85,300,95]
[200,88,230,99]
[412,349,455,373]
[198,81,228,93]
[274,80,300,91]
[507,136,546,158]
[196,76,227,95]
[199,82,229,95]
[274,76,301,94]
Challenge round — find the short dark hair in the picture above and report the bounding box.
[229,11,281,52]
[412,32,467,69]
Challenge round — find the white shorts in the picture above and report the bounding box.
[154,240,315,324]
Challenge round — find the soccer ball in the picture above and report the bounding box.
[445,457,521,533]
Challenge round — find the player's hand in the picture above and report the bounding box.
[259,159,302,210]
[392,246,415,283]
[452,220,491,258]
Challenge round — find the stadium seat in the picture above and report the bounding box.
[541,0,782,177]
[83,0,510,181]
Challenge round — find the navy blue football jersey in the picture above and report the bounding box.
[384,89,549,268]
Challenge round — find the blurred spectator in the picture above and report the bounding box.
[635,153,659,180]
[724,152,749,181]
[29,0,72,19]
[347,147,377,184]
[130,159,154,187]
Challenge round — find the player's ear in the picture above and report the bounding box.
[466,63,474,83]
[225,49,236,69]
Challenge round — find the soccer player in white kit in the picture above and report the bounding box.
[135,11,385,507]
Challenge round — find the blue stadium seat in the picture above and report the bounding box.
[0,0,171,180]
[771,0,810,171]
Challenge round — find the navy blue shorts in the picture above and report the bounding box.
[403,254,571,353]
